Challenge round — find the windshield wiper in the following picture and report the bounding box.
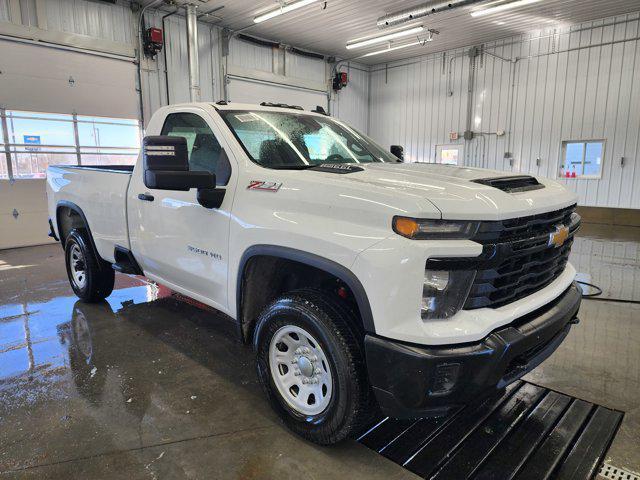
[268,165,317,170]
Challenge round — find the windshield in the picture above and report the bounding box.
[219,109,398,169]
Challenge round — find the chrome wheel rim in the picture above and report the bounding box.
[269,325,333,416]
[69,244,87,290]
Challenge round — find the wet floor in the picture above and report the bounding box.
[0,229,639,478]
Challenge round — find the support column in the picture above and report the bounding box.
[186,4,201,102]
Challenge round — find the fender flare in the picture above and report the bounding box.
[56,201,105,269]
[236,245,376,336]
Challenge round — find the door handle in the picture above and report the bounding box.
[138,193,154,202]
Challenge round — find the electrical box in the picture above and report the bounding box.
[144,27,164,58]
[332,72,348,91]
[449,132,459,141]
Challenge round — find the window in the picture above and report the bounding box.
[220,110,397,168]
[161,113,222,176]
[561,140,605,178]
[436,144,464,165]
[0,109,140,179]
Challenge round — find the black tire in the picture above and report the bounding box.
[64,229,114,302]
[254,288,371,445]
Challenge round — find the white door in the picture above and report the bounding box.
[228,76,328,111]
[128,107,235,312]
[435,144,464,165]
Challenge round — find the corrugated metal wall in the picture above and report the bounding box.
[140,15,369,133]
[330,62,370,134]
[141,11,223,122]
[0,0,9,22]
[368,12,640,209]
[42,0,134,44]
[229,36,274,73]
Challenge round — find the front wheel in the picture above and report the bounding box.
[254,289,371,445]
[64,229,114,302]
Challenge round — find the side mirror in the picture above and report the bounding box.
[143,136,215,191]
[197,188,225,209]
[390,145,404,162]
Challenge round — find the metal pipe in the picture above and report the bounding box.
[136,0,164,129]
[162,8,180,105]
[186,4,201,102]
[376,0,483,29]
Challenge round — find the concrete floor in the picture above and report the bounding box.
[0,228,638,479]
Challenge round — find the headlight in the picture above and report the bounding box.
[421,269,476,320]
[393,217,479,240]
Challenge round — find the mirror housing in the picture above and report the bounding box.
[143,135,215,191]
[197,188,226,209]
[390,145,404,162]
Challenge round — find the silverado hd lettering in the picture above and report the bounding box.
[47,102,581,445]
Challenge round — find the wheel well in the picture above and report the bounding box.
[238,255,365,343]
[56,205,87,247]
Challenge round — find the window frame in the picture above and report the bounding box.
[560,139,605,180]
[0,108,140,180]
[435,143,465,165]
[159,110,231,186]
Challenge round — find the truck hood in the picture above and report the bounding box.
[307,163,577,221]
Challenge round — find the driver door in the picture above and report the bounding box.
[129,107,235,312]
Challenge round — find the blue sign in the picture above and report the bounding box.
[24,135,41,152]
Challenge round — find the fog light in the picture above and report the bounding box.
[421,269,476,320]
[429,363,461,396]
[424,270,449,291]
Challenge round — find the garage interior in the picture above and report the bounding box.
[1,0,639,479]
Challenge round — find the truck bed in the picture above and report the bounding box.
[46,165,133,263]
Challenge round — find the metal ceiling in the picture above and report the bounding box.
[143,0,640,64]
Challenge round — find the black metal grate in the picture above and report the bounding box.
[358,381,623,480]
[464,205,578,310]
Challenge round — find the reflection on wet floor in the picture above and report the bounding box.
[570,234,640,301]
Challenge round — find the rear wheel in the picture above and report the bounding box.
[64,229,114,302]
[254,289,371,445]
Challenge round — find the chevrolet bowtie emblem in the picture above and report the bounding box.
[548,225,569,248]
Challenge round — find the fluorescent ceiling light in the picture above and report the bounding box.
[359,40,422,58]
[346,26,424,50]
[470,0,542,17]
[254,0,319,23]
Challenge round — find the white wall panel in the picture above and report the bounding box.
[42,0,133,44]
[368,12,640,209]
[369,47,470,163]
[141,12,222,125]
[330,63,370,134]
[285,52,325,81]
[0,1,9,22]
[228,77,327,111]
[229,36,273,73]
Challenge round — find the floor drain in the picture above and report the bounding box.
[599,462,640,480]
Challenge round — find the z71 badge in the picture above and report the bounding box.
[247,180,282,192]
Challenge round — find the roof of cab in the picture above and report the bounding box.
[159,101,329,118]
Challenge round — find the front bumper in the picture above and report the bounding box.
[365,282,581,419]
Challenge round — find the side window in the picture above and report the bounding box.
[161,113,229,184]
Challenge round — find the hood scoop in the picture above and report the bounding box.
[472,175,544,193]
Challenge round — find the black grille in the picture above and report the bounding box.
[472,175,545,193]
[463,204,578,309]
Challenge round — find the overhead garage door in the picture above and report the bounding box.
[0,39,138,117]
[227,76,328,111]
[0,39,139,250]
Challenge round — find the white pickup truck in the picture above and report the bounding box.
[47,102,582,445]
